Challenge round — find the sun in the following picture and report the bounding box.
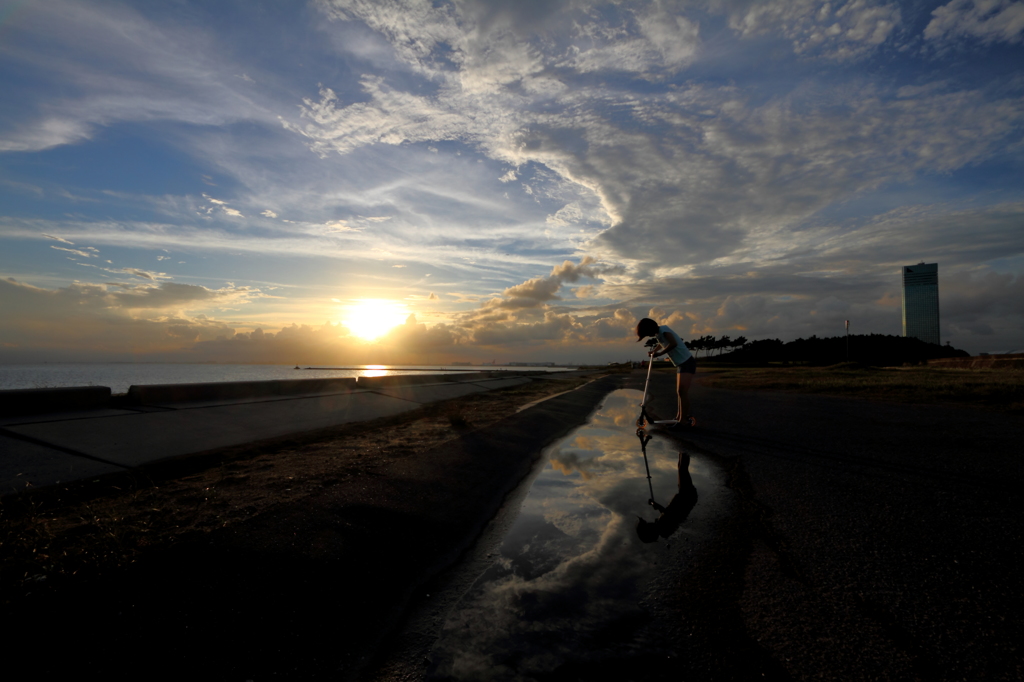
[342,299,409,341]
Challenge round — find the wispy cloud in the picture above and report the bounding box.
[50,245,98,258]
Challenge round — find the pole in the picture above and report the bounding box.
[845,319,850,361]
[637,339,657,426]
[637,429,655,504]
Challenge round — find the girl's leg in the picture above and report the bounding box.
[676,372,693,421]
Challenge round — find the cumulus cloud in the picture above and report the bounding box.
[476,257,603,311]
[0,277,241,358]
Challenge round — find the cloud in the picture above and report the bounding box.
[293,4,1024,284]
[119,268,163,281]
[42,233,75,245]
[925,0,1024,46]
[558,5,701,73]
[110,281,258,309]
[2,0,1021,360]
[202,194,244,218]
[186,314,457,365]
[478,257,602,311]
[0,277,453,363]
[321,219,359,232]
[723,0,902,60]
[0,277,241,358]
[50,245,98,258]
[0,0,280,153]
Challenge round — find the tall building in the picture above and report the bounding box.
[902,262,940,345]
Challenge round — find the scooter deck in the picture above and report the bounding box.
[644,417,697,430]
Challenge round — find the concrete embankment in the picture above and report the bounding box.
[0,370,587,497]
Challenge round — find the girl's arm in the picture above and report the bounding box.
[651,330,678,358]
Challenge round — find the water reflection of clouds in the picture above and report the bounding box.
[433,516,648,681]
[428,390,709,681]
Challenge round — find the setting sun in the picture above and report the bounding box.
[342,300,409,341]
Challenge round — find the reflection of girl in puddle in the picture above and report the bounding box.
[636,452,698,543]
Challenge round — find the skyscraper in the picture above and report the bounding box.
[902,262,940,345]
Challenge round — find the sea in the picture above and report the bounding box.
[0,363,576,395]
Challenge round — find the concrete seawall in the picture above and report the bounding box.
[0,386,112,416]
[125,377,358,405]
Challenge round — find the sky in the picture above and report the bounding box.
[1,0,1022,365]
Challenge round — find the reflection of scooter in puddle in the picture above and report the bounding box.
[635,449,698,544]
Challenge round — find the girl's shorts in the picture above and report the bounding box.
[676,357,697,375]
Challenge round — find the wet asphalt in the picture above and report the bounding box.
[641,370,1024,681]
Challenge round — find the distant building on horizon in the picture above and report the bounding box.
[902,262,940,345]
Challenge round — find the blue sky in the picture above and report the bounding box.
[1,0,1022,363]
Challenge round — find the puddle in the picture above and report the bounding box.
[423,389,726,681]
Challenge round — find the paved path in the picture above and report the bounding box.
[0,372,590,496]
[637,371,1024,680]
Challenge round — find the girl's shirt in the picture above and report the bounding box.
[656,325,693,366]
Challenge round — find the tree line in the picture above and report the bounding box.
[676,333,968,366]
[682,334,748,357]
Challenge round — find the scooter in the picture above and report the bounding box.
[636,338,691,430]
[635,338,658,428]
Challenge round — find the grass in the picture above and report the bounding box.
[695,363,1024,414]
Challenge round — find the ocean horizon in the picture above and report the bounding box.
[0,362,576,395]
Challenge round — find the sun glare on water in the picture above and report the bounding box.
[342,300,409,341]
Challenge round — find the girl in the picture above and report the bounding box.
[635,317,696,427]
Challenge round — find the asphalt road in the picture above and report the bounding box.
[635,370,1024,681]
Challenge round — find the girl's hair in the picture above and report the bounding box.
[635,317,659,338]
[636,517,660,543]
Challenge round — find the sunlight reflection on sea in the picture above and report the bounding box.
[0,363,574,394]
